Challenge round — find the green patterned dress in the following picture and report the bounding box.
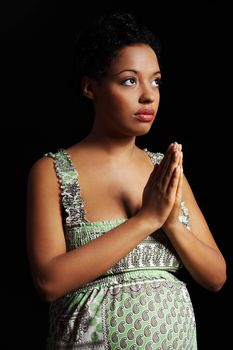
[44,149,197,350]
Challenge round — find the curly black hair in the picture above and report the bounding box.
[74,12,161,83]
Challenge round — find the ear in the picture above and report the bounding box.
[82,77,96,100]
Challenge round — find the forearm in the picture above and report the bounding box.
[164,223,227,291]
[40,213,156,301]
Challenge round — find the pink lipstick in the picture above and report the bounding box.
[134,108,154,122]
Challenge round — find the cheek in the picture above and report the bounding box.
[103,93,134,126]
[155,93,160,108]
[107,90,135,110]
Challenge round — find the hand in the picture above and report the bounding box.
[140,142,182,230]
[162,145,183,232]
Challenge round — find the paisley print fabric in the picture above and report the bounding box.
[44,149,197,349]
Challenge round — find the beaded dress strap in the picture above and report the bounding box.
[44,149,86,227]
[143,149,164,165]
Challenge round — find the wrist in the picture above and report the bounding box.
[163,220,184,237]
[134,210,161,235]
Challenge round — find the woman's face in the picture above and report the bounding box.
[89,44,161,137]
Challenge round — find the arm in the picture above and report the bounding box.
[27,158,154,302]
[163,167,227,291]
[27,144,180,302]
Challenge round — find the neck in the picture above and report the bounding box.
[82,127,137,159]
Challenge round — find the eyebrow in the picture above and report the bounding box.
[113,69,161,77]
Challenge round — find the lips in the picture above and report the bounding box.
[134,108,154,122]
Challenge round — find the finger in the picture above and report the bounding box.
[176,164,183,200]
[172,149,183,206]
[162,146,182,192]
[166,164,181,198]
[177,150,183,198]
[178,150,183,173]
[154,142,177,180]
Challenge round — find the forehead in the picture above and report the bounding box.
[108,44,160,74]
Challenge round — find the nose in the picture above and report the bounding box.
[138,84,156,104]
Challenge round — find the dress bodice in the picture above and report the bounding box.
[44,149,190,280]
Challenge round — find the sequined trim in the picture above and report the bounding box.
[143,148,164,165]
[44,149,87,227]
[179,201,190,230]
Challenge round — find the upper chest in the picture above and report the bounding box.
[76,154,154,197]
[60,147,158,221]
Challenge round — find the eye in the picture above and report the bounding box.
[121,77,136,86]
[151,78,161,88]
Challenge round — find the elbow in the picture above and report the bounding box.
[207,279,226,292]
[204,269,227,292]
[35,270,83,302]
[212,274,227,292]
[212,263,227,292]
[35,276,63,303]
[38,286,60,303]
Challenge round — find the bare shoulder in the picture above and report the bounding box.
[27,155,59,195]
[29,155,54,172]
[66,141,93,164]
[28,155,54,179]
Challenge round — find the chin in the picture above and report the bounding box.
[134,130,150,136]
[117,123,153,137]
[133,124,153,136]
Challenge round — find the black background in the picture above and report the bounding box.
[1,1,232,349]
